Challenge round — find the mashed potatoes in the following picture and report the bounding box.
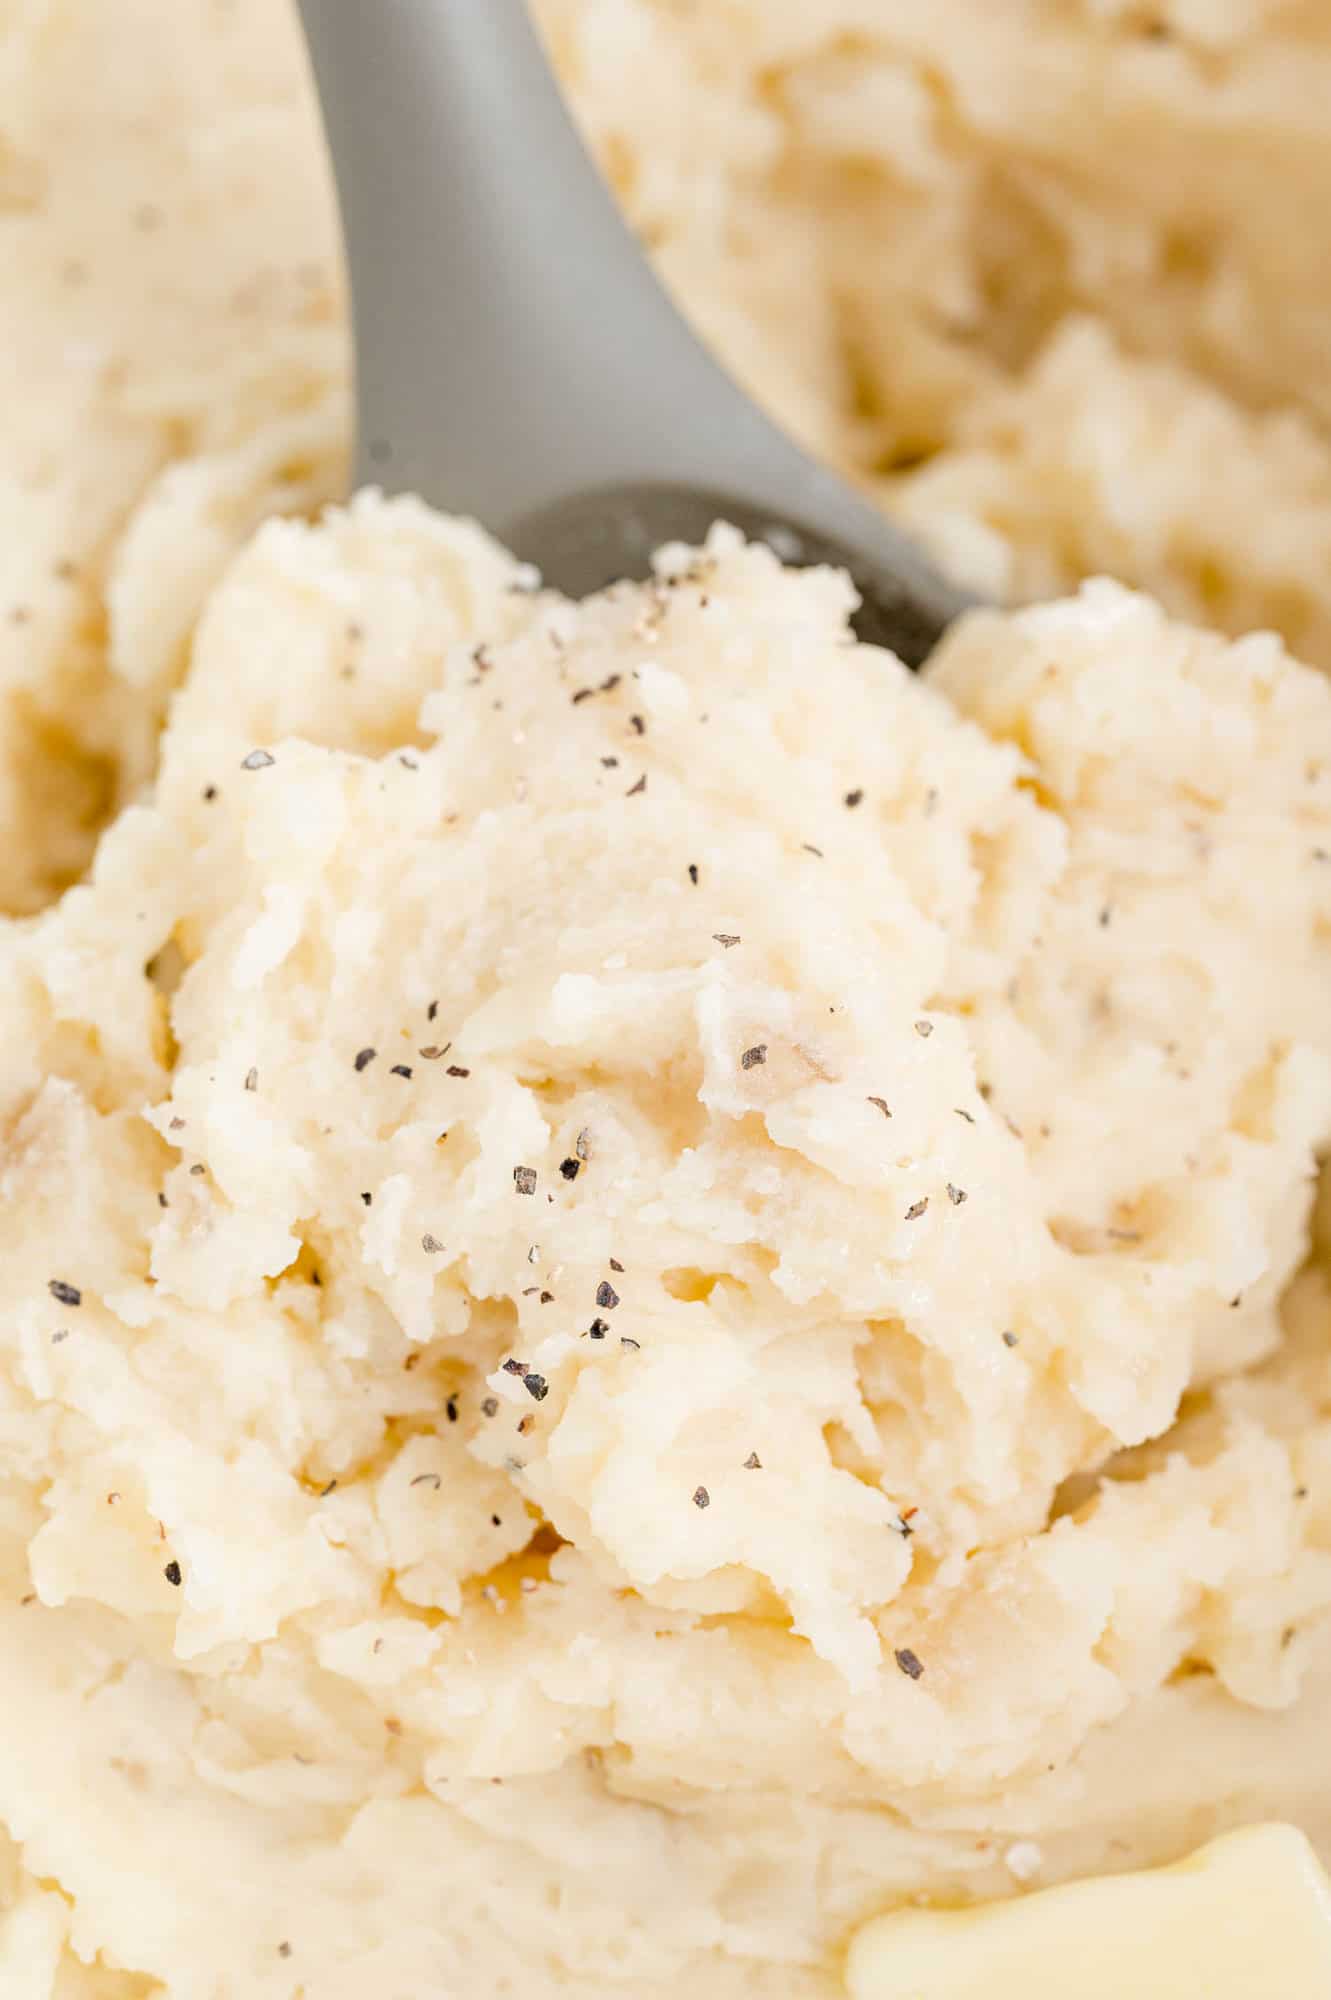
[540,0,1331,657]
[2,505,1330,1994]
[0,0,345,914]
[2,2,1331,1995]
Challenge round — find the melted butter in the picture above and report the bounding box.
[845,1824,1331,1999]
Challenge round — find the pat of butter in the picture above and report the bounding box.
[845,1824,1331,2000]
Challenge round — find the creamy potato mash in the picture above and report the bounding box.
[541,0,1331,657]
[2,2,1331,1995]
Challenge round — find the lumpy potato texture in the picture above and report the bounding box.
[2,503,1331,1995]
[0,0,345,913]
[6,0,1331,911]
[539,0,1331,659]
[3,1,1331,1994]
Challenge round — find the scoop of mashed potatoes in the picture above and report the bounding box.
[2,499,1330,1994]
[8,2,1331,925]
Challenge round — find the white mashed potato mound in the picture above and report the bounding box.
[1,498,1330,1994]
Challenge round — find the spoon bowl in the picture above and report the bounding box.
[296,0,972,664]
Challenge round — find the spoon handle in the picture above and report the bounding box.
[297,0,970,655]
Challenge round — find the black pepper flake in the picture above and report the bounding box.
[894,1647,924,1681]
[421,1233,444,1254]
[427,1000,439,1022]
[51,1329,69,1344]
[446,1396,458,1423]
[713,933,741,949]
[954,1107,975,1124]
[740,1044,767,1070]
[620,1336,641,1351]
[539,1290,554,1304]
[158,1193,169,1209]
[630,714,646,735]
[411,1472,441,1489]
[244,1067,258,1092]
[626,774,647,796]
[802,844,824,858]
[609,1257,624,1273]
[595,1281,620,1310]
[588,1318,609,1340]
[514,1166,537,1196]
[446,1064,470,1078]
[278,1944,292,1960]
[502,1358,527,1375]
[844,789,864,809]
[688,863,699,885]
[744,1452,762,1470]
[904,1198,929,1221]
[354,1047,377,1073]
[692,1486,710,1510]
[571,687,594,705]
[202,785,218,802]
[523,1372,549,1401]
[491,1513,502,1527]
[914,1020,934,1039]
[164,1560,183,1587]
[189,1163,206,1177]
[320,1479,338,1497]
[418,1045,448,1060]
[1002,1330,1019,1348]
[559,1157,581,1181]
[482,1397,499,1418]
[867,1096,892,1120]
[360,1191,373,1206]
[601,756,619,768]
[241,749,275,771]
[391,1064,413,1079]
[48,1281,81,1308]
[946,1183,967,1206]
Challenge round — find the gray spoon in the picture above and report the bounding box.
[296,0,971,665]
